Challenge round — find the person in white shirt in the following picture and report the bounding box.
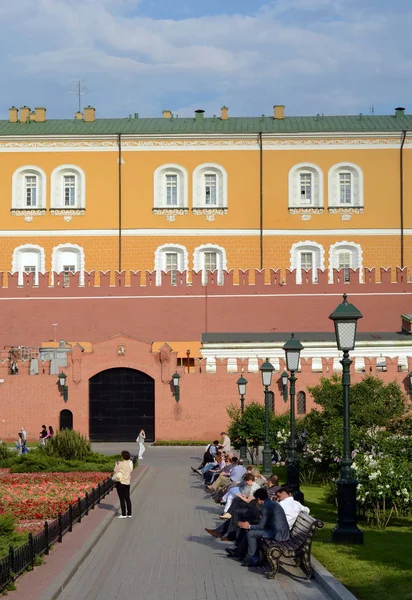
[276,484,310,529]
[136,429,146,460]
[219,432,231,453]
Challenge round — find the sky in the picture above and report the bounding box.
[0,0,411,120]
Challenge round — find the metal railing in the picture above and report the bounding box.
[0,476,115,592]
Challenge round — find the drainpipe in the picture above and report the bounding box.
[400,130,407,269]
[258,132,263,270]
[117,133,122,272]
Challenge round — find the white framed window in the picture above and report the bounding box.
[51,244,85,286]
[288,163,323,208]
[193,163,227,208]
[154,164,188,208]
[290,241,325,284]
[51,165,85,209]
[193,244,227,284]
[12,166,47,210]
[328,163,363,208]
[154,244,188,285]
[329,241,363,283]
[12,244,45,285]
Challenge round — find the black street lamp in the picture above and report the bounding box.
[236,375,248,463]
[260,358,274,478]
[283,334,304,503]
[172,372,180,403]
[329,293,363,544]
[57,372,68,403]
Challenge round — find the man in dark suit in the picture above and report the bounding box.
[238,488,290,567]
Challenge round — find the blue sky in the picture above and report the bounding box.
[0,0,410,120]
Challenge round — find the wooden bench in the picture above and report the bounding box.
[260,512,323,579]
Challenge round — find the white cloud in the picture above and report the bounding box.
[0,0,411,118]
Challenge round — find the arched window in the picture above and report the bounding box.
[288,163,323,208]
[153,164,188,208]
[297,391,306,414]
[154,244,188,285]
[51,244,85,286]
[12,244,45,285]
[51,165,86,209]
[290,241,325,284]
[329,241,363,283]
[193,163,227,208]
[328,163,363,208]
[12,166,47,211]
[193,244,227,284]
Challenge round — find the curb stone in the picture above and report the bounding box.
[312,557,359,600]
[38,466,150,600]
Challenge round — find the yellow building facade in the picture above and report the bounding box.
[1,104,411,285]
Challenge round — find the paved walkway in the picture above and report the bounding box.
[50,447,331,600]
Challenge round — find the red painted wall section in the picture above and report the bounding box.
[1,335,411,442]
[0,268,411,347]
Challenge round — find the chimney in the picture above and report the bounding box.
[74,111,83,120]
[84,106,96,122]
[401,314,412,334]
[273,105,285,120]
[220,106,229,120]
[9,107,18,123]
[195,109,205,121]
[19,106,30,122]
[31,107,46,123]
[162,110,172,119]
[395,107,405,118]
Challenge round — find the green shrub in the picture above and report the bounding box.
[44,429,91,460]
[0,515,16,537]
[0,442,12,461]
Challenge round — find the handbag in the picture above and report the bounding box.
[112,471,122,482]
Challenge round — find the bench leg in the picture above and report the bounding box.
[301,543,313,580]
[265,547,281,579]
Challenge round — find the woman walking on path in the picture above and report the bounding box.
[137,429,146,460]
[114,450,133,519]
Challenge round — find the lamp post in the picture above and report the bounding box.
[283,334,304,503]
[281,371,288,402]
[329,293,363,544]
[260,358,274,478]
[57,372,68,403]
[236,375,248,463]
[172,372,180,403]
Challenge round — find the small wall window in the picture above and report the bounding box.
[289,163,323,208]
[51,165,86,209]
[154,165,188,208]
[12,244,45,285]
[193,244,227,284]
[297,391,306,414]
[193,163,227,208]
[12,166,47,210]
[154,244,188,285]
[328,163,363,208]
[51,244,85,286]
[329,241,363,283]
[290,241,325,284]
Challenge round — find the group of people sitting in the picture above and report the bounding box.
[192,438,310,568]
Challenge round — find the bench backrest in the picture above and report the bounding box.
[290,512,323,546]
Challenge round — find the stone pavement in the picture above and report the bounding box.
[50,446,331,600]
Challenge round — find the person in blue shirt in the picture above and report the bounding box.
[238,488,290,567]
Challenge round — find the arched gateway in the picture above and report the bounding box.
[89,368,155,442]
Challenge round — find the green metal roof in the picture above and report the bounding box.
[1,114,412,136]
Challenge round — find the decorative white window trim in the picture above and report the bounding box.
[49,208,86,222]
[51,243,85,285]
[50,165,86,210]
[193,244,227,285]
[10,209,47,222]
[154,244,188,285]
[290,240,325,284]
[193,163,227,209]
[153,164,188,211]
[328,162,363,209]
[328,241,363,283]
[192,208,228,221]
[12,166,47,212]
[12,244,45,285]
[288,163,323,208]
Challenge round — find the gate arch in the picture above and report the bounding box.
[89,368,155,442]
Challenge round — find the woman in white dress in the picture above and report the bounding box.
[137,429,146,460]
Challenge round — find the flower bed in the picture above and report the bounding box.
[0,472,110,533]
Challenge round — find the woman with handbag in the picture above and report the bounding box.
[113,450,133,519]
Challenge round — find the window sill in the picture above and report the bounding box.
[11,208,46,222]
[192,207,228,222]
[328,206,364,214]
[288,207,324,214]
[153,207,189,222]
[50,208,85,222]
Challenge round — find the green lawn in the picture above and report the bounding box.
[302,484,412,600]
